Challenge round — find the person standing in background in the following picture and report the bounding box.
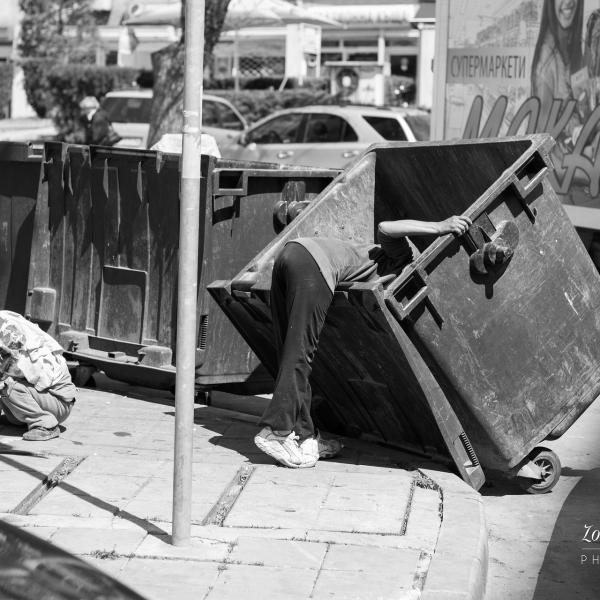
[79,96,122,146]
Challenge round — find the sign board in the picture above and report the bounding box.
[433,0,600,230]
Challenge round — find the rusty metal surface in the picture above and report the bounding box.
[0,143,42,314]
[208,134,600,481]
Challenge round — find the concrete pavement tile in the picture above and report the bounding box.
[57,474,150,503]
[206,564,317,600]
[434,494,485,559]
[225,503,321,529]
[304,530,416,549]
[420,593,470,600]
[2,514,115,530]
[191,446,254,464]
[310,457,361,472]
[330,470,414,490]
[82,556,130,576]
[224,471,331,529]
[322,485,406,512]
[134,533,230,561]
[48,527,146,556]
[311,568,414,600]
[0,454,61,474]
[228,536,327,569]
[73,455,170,477]
[419,468,477,495]
[30,488,119,518]
[322,544,419,581]
[422,556,486,599]
[248,465,335,487]
[18,526,58,541]
[117,558,220,600]
[191,525,310,543]
[189,525,243,543]
[119,498,213,524]
[118,499,173,523]
[213,422,259,439]
[314,507,405,534]
[0,469,45,497]
[3,513,167,538]
[2,437,86,457]
[422,489,487,600]
[402,486,441,548]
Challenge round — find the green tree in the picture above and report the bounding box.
[147,0,232,147]
[18,0,98,63]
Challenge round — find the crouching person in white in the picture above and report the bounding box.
[0,311,76,441]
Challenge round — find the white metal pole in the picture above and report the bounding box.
[172,0,205,547]
[431,0,449,141]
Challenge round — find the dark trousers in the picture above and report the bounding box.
[259,243,333,440]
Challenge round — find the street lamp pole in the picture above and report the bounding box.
[172,0,205,546]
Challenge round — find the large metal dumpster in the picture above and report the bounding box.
[196,166,338,393]
[208,135,600,491]
[0,143,42,314]
[25,142,337,389]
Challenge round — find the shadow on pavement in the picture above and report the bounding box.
[185,405,440,472]
[0,453,169,537]
[479,473,528,497]
[532,467,600,600]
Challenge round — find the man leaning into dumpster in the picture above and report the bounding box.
[0,311,76,441]
[254,214,472,468]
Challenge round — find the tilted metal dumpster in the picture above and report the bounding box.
[208,135,600,492]
[0,143,42,314]
[196,166,338,393]
[25,142,337,389]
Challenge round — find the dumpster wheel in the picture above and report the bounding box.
[518,447,561,494]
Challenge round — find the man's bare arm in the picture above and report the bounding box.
[378,215,472,238]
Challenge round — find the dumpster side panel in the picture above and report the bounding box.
[0,143,41,314]
[28,145,184,388]
[196,168,337,391]
[394,178,600,469]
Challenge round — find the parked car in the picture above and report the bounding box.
[219,104,431,168]
[0,519,147,600]
[100,89,247,149]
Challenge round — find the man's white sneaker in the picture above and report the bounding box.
[300,432,343,461]
[254,427,304,468]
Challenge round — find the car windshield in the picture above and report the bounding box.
[101,97,152,124]
[404,115,430,141]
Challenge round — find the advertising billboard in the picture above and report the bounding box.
[433,0,600,250]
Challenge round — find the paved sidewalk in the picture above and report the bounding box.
[0,380,487,600]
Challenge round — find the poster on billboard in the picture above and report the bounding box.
[433,0,600,246]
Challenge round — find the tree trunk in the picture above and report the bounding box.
[147,0,231,148]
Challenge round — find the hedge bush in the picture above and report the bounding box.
[0,62,13,119]
[21,59,56,117]
[21,60,139,140]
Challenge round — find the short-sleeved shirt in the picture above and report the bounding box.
[288,229,413,293]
